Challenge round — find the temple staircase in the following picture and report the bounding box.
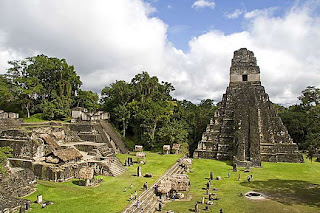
[107,157,127,177]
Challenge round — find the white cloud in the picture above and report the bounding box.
[0,0,320,106]
[192,0,215,10]
[225,9,244,19]
[244,7,277,19]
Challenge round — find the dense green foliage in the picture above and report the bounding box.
[279,86,320,152]
[101,72,217,151]
[0,55,100,120]
[73,90,100,112]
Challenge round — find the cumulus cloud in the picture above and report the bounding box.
[0,0,320,106]
[192,0,215,10]
[225,9,244,19]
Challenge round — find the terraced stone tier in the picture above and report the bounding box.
[194,48,303,167]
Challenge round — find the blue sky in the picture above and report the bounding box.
[0,0,319,105]
[148,0,296,51]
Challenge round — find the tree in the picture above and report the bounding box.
[73,90,100,112]
[280,87,320,151]
[279,105,309,149]
[298,86,320,107]
[0,75,14,103]
[0,75,18,112]
[307,144,316,163]
[101,80,133,137]
[114,104,131,137]
[130,99,176,148]
[273,103,287,114]
[156,119,188,148]
[6,55,82,119]
[100,71,217,152]
[6,60,43,118]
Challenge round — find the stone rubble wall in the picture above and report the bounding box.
[0,167,35,212]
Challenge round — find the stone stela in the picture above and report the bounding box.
[36,195,43,204]
[193,48,303,167]
[137,166,142,177]
[163,145,170,155]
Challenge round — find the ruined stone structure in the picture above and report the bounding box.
[71,107,110,122]
[0,110,21,131]
[0,167,35,212]
[0,108,128,186]
[193,48,303,167]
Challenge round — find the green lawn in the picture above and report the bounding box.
[163,157,320,213]
[23,154,320,213]
[24,152,182,213]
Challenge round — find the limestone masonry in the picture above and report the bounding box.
[193,48,303,167]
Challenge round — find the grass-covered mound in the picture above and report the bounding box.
[163,157,320,213]
[24,152,182,213]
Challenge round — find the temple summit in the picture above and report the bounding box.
[193,48,303,167]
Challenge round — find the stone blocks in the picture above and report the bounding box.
[193,48,303,166]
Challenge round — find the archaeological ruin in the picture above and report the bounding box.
[193,48,303,167]
[0,108,128,212]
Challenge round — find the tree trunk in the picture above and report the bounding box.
[122,120,126,137]
[25,103,30,118]
[151,121,157,141]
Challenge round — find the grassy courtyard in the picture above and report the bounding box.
[163,157,320,213]
[24,152,182,213]
[23,154,320,213]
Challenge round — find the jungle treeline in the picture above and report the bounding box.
[0,55,318,154]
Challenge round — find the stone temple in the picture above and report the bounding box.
[193,48,303,167]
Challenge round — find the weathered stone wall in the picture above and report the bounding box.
[0,119,21,131]
[69,123,94,133]
[0,168,35,197]
[8,159,115,182]
[194,48,303,166]
[0,167,35,212]
[0,131,43,160]
[230,73,260,83]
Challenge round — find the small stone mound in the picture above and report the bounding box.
[245,191,266,200]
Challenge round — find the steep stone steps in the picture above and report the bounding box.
[108,157,127,177]
[108,164,126,177]
[99,120,128,153]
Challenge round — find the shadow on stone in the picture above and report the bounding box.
[241,179,320,208]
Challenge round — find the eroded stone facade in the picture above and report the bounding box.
[193,48,303,167]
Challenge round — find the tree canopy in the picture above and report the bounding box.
[1,55,101,120]
[101,71,217,151]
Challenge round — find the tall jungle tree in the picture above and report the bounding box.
[6,55,82,119]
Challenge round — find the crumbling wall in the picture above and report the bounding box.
[0,167,35,212]
[0,129,44,160]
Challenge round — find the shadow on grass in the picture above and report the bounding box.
[241,179,320,208]
[223,160,233,166]
[72,180,83,186]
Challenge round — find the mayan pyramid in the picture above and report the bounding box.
[193,48,303,167]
